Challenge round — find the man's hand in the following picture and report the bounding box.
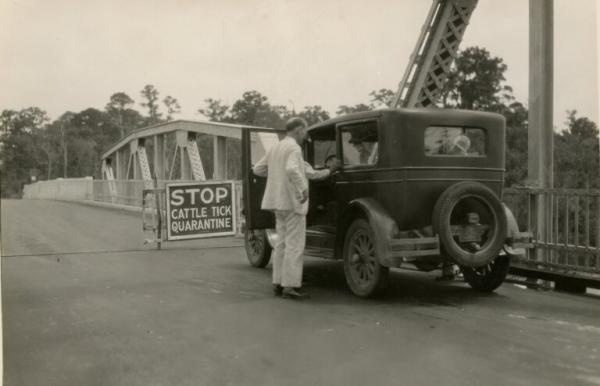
[329,159,342,173]
[299,189,309,204]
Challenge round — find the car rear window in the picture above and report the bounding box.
[424,126,486,157]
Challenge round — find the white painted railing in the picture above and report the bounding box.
[24,179,243,210]
[23,177,94,201]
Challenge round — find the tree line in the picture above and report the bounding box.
[0,85,181,196]
[1,47,598,198]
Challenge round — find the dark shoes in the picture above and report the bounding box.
[273,284,310,299]
[273,284,283,296]
[281,287,310,300]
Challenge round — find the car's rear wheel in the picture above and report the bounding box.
[461,255,510,292]
[245,228,272,268]
[343,219,389,297]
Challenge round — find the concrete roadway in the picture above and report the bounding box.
[2,199,600,386]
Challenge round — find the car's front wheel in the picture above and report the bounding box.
[343,219,389,297]
[461,255,510,292]
[244,228,272,268]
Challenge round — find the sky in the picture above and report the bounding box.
[1,0,598,130]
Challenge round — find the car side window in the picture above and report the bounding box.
[340,121,379,167]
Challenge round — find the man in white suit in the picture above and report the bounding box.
[253,117,334,299]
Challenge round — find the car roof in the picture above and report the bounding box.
[307,109,384,131]
[306,108,504,132]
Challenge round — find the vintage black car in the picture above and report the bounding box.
[242,108,529,297]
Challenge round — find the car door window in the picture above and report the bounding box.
[340,121,379,167]
[250,131,280,164]
[305,126,337,231]
[307,126,337,169]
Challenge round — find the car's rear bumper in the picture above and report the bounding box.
[386,231,534,267]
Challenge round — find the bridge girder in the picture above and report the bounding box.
[101,119,268,185]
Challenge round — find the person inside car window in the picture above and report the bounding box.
[347,125,378,165]
[448,133,471,156]
[349,138,378,165]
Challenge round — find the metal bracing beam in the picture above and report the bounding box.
[129,139,140,180]
[101,119,260,182]
[213,136,227,180]
[136,144,155,189]
[101,159,117,201]
[168,144,179,180]
[187,139,206,181]
[167,130,207,181]
[392,0,478,108]
[180,147,190,180]
[101,119,265,160]
[115,150,122,180]
[125,153,133,179]
[101,120,264,183]
[133,155,140,180]
[175,130,190,180]
[153,135,165,180]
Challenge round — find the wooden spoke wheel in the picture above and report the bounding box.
[244,228,272,268]
[343,219,389,297]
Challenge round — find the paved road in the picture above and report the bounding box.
[2,199,600,386]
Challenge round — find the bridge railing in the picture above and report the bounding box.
[23,178,93,201]
[24,178,245,237]
[90,179,149,207]
[90,179,244,238]
[503,187,600,281]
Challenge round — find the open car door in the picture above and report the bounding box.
[241,128,281,230]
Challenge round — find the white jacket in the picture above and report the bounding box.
[253,136,329,215]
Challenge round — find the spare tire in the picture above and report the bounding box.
[432,181,507,267]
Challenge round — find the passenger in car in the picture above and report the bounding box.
[448,134,471,156]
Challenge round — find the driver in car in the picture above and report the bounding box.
[349,128,378,165]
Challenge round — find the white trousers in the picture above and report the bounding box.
[272,210,306,288]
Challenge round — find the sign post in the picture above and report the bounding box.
[165,181,237,240]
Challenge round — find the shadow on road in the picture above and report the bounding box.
[305,259,506,307]
[225,257,507,308]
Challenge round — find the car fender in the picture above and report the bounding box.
[336,197,399,267]
[502,203,526,257]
